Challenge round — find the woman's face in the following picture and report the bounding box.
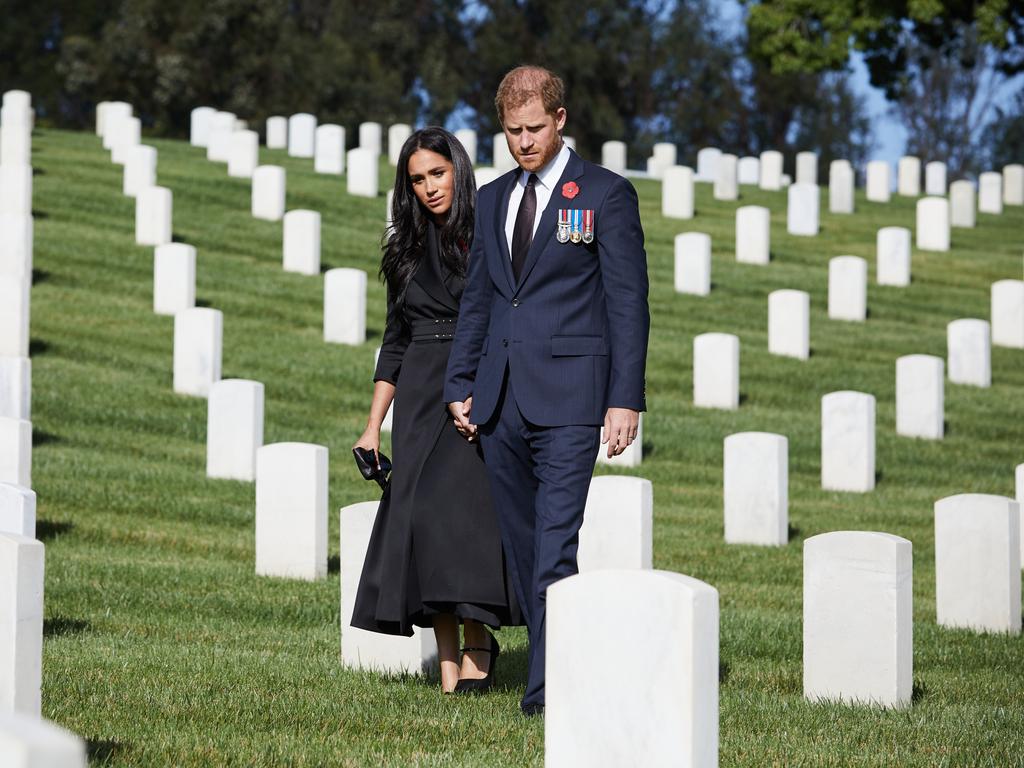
[407,148,455,222]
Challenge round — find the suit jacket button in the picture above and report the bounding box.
[502,339,509,347]
[512,298,520,307]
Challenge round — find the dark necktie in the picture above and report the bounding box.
[511,173,538,282]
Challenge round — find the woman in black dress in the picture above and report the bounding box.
[351,127,520,694]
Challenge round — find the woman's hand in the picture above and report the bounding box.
[353,427,382,468]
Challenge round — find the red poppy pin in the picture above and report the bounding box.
[562,181,580,200]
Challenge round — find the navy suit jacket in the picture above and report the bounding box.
[444,149,649,427]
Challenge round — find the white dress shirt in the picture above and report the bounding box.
[504,142,572,259]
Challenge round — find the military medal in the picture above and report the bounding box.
[557,209,570,243]
[570,208,582,243]
[582,209,594,244]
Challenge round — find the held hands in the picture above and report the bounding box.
[447,397,478,442]
[353,428,382,469]
[602,407,639,459]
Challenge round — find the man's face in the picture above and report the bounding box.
[502,97,566,173]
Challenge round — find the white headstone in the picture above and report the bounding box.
[546,570,718,768]
[828,159,854,214]
[795,151,817,185]
[915,197,950,252]
[674,232,710,296]
[1004,164,1024,205]
[827,256,867,322]
[780,173,792,187]
[0,418,30,487]
[227,130,259,178]
[563,137,576,151]
[153,243,196,316]
[205,111,236,162]
[803,531,912,707]
[978,172,1003,214]
[324,268,367,345]
[693,333,739,410]
[265,116,287,149]
[601,141,626,175]
[135,186,172,247]
[0,278,28,358]
[189,107,215,147]
[0,484,33,539]
[1017,465,1024,566]
[492,133,517,172]
[695,147,720,182]
[735,206,770,265]
[340,501,437,672]
[0,359,29,422]
[173,308,222,398]
[0,214,32,278]
[347,148,379,198]
[865,161,891,203]
[650,143,677,179]
[387,123,411,165]
[122,145,156,198]
[0,164,32,217]
[768,289,809,360]
[455,129,477,165]
[255,442,327,581]
[935,494,1021,634]
[724,432,787,546]
[876,226,911,287]
[109,116,140,165]
[948,180,975,229]
[896,354,944,440]
[252,165,285,221]
[0,117,30,167]
[282,210,321,276]
[661,166,694,219]
[925,161,947,196]
[358,122,382,155]
[947,318,990,388]
[100,101,131,145]
[0,714,87,766]
[595,412,643,468]
[1,91,31,110]
[0,533,43,716]
[759,150,783,190]
[578,476,652,571]
[314,124,345,175]
[737,156,759,185]
[821,391,875,493]
[713,154,738,201]
[473,167,501,188]
[206,379,264,482]
[787,183,819,236]
[897,156,920,196]
[287,113,316,158]
[991,279,1024,349]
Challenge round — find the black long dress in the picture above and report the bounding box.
[351,222,521,635]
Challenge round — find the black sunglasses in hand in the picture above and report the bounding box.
[352,447,392,490]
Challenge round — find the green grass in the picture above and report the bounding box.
[26,127,1024,766]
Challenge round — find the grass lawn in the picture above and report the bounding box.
[25,126,1024,766]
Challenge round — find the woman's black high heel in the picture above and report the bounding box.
[453,631,500,694]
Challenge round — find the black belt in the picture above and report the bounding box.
[410,318,457,341]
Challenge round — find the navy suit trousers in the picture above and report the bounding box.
[480,368,600,709]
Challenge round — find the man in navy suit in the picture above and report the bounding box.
[444,65,649,716]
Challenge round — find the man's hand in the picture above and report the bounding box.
[602,407,639,458]
[447,397,478,441]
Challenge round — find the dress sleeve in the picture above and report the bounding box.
[373,284,410,385]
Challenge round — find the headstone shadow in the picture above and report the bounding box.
[43,617,91,637]
[32,429,62,447]
[35,519,74,540]
[87,738,127,763]
[328,554,340,574]
[29,338,51,356]
[32,268,51,285]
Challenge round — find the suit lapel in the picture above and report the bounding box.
[493,171,518,294]
[413,221,460,312]
[515,149,585,291]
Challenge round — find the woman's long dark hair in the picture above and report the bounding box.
[380,126,476,310]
